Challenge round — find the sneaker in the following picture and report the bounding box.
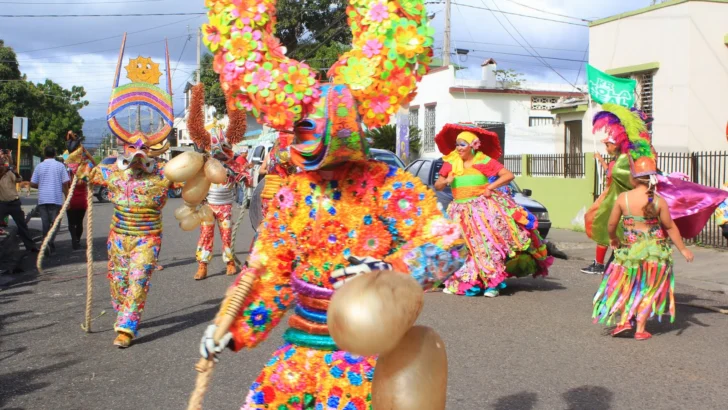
[581,261,605,275]
[483,288,499,298]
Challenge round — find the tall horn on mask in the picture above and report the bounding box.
[202,0,433,131]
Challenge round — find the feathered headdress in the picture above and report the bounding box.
[593,103,655,176]
[202,0,433,131]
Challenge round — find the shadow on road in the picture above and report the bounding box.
[564,385,613,410]
[501,277,567,295]
[133,299,222,345]
[493,391,539,410]
[0,359,82,408]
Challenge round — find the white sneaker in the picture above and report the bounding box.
[483,288,499,298]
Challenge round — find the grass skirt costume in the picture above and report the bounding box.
[439,152,552,296]
[592,207,675,326]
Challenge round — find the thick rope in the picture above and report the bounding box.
[187,271,257,410]
[230,202,247,268]
[37,175,78,273]
[82,183,94,332]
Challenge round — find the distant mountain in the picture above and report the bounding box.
[82,112,165,147]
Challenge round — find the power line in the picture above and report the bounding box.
[452,39,587,53]
[0,0,163,3]
[0,12,205,18]
[461,48,586,63]
[425,1,588,27]
[172,36,192,78]
[499,0,591,22]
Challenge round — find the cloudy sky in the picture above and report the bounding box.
[1,0,651,126]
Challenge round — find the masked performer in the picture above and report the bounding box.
[433,123,552,297]
[185,84,250,280]
[196,0,466,408]
[65,36,175,348]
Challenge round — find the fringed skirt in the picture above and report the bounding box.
[592,238,675,326]
[444,192,552,295]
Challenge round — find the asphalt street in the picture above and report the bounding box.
[2,198,728,410]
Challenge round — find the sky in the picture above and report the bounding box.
[1,0,654,129]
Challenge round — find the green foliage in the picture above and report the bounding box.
[494,69,525,88]
[0,39,88,155]
[199,53,228,116]
[365,124,423,162]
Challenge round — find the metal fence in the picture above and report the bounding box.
[528,153,585,178]
[503,155,522,176]
[595,151,728,248]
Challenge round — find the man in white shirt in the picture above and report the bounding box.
[30,146,70,252]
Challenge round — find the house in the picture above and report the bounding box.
[171,82,264,157]
[405,60,584,157]
[587,0,728,152]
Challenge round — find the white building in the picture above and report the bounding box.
[406,61,584,156]
[172,83,263,155]
[587,0,728,153]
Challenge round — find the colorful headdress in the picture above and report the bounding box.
[202,0,433,131]
[107,34,174,148]
[593,103,656,177]
[187,83,247,161]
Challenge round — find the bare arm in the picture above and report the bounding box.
[30,182,38,188]
[259,151,270,176]
[659,196,694,262]
[434,173,454,191]
[607,193,625,247]
[486,167,514,191]
[594,152,608,169]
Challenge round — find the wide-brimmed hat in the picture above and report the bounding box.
[435,123,502,159]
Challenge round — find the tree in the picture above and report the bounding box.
[0,40,88,154]
[365,124,423,162]
[494,69,525,89]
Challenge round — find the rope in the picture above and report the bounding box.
[37,175,78,273]
[230,203,247,268]
[82,183,94,332]
[187,271,257,410]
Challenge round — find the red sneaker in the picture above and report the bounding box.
[635,331,652,341]
[611,323,633,337]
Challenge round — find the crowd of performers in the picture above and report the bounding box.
[49,0,728,407]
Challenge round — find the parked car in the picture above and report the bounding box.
[405,157,552,238]
[369,148,406,169]
[93,157,117,203]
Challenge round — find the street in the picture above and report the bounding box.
[2,198,728,410]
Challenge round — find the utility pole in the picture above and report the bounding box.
[443,0,451,67]
[196,27,202,84]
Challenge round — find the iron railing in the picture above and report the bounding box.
[503,155,522,176]
[528,153,585,178]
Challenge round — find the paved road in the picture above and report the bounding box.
[2,198,728,410]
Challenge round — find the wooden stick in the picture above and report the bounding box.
[187,271,258,410]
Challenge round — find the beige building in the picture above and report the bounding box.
[585,0,728,153]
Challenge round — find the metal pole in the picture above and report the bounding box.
[196,27,201,84]
[16,134,21,190]
[443,0,451,67]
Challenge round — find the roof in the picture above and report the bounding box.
[590,0,728,27]
[481,58,497,67]
[449,87,585,98]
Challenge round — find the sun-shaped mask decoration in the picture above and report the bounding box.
[125,56,162,85]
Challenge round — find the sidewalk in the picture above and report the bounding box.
[549,229,728,293]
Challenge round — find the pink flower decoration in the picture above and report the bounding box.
[362,39,383,58]
[371,95,390,114]
[369,2,389,22]
[251,68,272,89]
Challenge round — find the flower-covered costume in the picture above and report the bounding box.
[65,36,175,341]
[592,196,674,326]
[225,160,464,409]
[201,0,454,406]
[439,152,551,295]
[196,183,236,264]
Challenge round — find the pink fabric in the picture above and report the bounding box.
[656,175,728,239]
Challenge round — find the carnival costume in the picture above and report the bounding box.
[63,36,175,347]
[435,123,552,297]
[185,84,251,280]
[193,0,466,408]
[592,110,727,329]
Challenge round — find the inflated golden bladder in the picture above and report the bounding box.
[164,151,204,182]
[182,170,211,204]
[327,270,423,356]
[199,204,215,223]
[372,326,448,410]
[179,211,202,231]
[204,158,228,184]
[174,204,195,221]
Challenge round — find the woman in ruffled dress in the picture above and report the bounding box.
[434,123,553,297]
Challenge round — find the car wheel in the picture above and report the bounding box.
[98,187,110,203]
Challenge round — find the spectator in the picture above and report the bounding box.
[0,151,39,253]
[66,163,87,250]
[31,146,69,253]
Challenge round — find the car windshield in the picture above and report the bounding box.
[371,151,405,169]
[433,158,521,193]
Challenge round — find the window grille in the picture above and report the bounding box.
[424,105,436,153]
[408,107,419,130]
[531,96,560,111]
[529,117,554,127]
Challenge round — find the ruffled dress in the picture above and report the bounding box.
[592,199,674,326]
[440,155,552,296]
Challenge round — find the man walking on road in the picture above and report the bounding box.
[31,146,69,253]
[0,150,39,253]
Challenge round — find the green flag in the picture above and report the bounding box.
[586,64,636,108]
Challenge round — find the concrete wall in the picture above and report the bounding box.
[589,1,728,152]
[514,153,597,230]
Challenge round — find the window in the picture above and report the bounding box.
[634,72,654,132]
[424,105,436,153]
[529,117,554,127]
[406,160,422,177]
[564,120,583,178]
[409,107,419,130]
[417,160,433,185]
[531,96,559,111]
